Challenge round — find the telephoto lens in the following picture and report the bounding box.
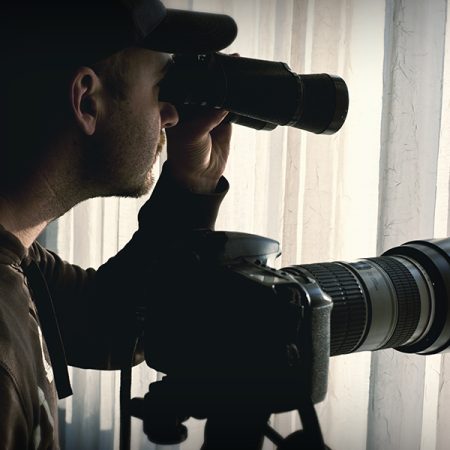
[284,239,450,356]
[158,53,349,134]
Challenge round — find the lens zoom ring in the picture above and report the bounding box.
[368,257,421,349]
[299,263,366,355]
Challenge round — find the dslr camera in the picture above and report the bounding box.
[128,54,450,450]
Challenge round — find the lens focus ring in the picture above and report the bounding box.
[299,263,366,355]
[367,257,421,349]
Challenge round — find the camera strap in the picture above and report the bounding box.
[23,261,72,399]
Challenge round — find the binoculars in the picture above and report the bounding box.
[159,53,349,133]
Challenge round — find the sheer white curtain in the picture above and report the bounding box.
[48,0,450,449]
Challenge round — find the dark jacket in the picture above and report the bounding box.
[0,165,228,449]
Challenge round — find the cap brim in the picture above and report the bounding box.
[142,9,238,54]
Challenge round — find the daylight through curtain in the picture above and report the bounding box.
[44,1,450,449]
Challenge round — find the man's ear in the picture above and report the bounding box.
[70,67,103,136]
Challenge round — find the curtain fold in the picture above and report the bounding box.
[369,1,447,449]
[46,1,450,449]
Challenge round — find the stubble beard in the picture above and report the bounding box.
[84,102,163,199]
[128,129,166,197]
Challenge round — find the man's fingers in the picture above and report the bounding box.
[167,107,229,141]
[190,108,229,134]
[210,120,232,153]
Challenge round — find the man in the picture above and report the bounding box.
[0,1,237,448]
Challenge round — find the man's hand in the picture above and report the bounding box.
[165,107,232,193]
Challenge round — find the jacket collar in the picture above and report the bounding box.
[0,225,28,265]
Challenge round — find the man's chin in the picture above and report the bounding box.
[125,175,155,198]
[111,171,155,199]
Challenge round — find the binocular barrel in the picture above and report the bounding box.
[159,53,349,134]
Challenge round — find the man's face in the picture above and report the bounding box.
[86,48,178,197]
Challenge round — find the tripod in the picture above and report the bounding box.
[129,376,331,450]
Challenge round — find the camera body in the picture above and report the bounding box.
[144,230,332,411]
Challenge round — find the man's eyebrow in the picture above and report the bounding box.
[156,57,174,84]
[161,57,174,75]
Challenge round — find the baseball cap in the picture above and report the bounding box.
[4,0,238,71]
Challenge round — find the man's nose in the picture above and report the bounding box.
[160,102,179,129]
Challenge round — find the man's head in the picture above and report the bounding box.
[0,1,237,200]
[73,47,178,198]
